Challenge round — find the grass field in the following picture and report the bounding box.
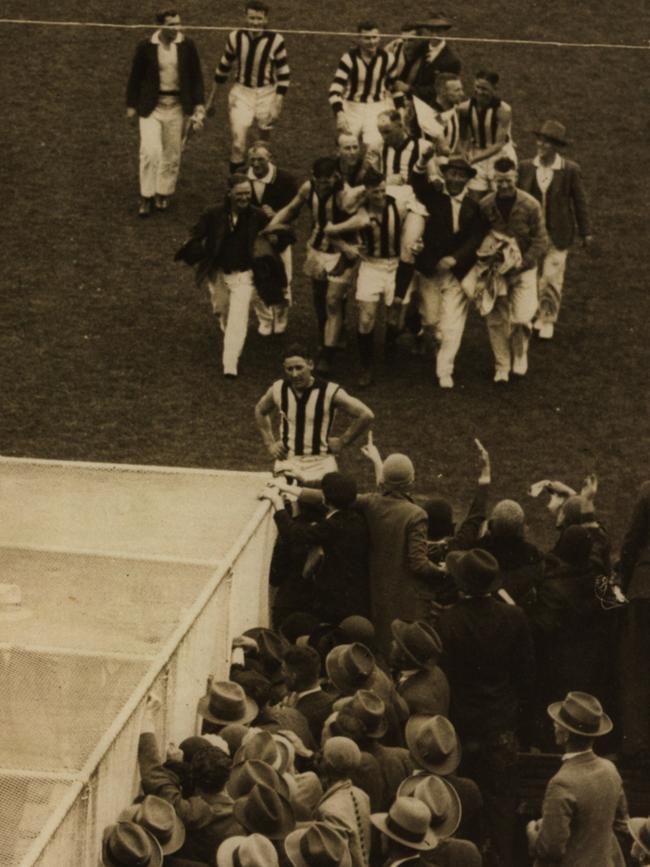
[0,0,648,552]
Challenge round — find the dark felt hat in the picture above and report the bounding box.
[118,796,185,855]
[533,119,569,146]
[445,549,501,596]
[440,157,477,179]
[197,681,258,726]
[405,715,461,775]
[232,783,296,839]
[326,643,376,695]
[391,620,443,670]
[102,822,163,867]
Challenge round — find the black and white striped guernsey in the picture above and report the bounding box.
[271,378,340,456]
[308,181,348,253]
[467,97,511,148]
[328,47,395,110]
[361,195,402,259]
[381,137,426,182]
[215,30,290,93]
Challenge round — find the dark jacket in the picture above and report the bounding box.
[126,36,205,117]
[437,596,535,741]
[410,44,462,106]
[411,171,486,279]
[174,202,269,284]
[293,689,335,744]
[274,505,371,622]
[250,166,299,212]
[518,157,591,250]
[478,532,544,605]
[619,481,650,599]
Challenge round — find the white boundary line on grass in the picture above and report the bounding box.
[0,17,648,50]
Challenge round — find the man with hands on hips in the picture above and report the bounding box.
[254,343,374,482]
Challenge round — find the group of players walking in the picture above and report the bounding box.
[127,3,593,387]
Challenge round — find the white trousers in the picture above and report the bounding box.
[273,454,338,483]
[342,99,393,148]
[228,83,278,164]
[253,246,293,332]
[537,245,569,324]
[433,273,470,379]
[208,270,256,374]
[486,267,538,375]
[138,103,184,198]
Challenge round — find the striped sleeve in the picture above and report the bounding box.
[328,51,353,113]
[271,33,290,94]
[214,30,238,83]
[385,50,405,108]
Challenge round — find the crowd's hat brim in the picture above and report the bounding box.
[117,804,185,855]
[397,774,462,838]
[439,160,477,179]
[217,835,279,867]
[197,693,258,726]
[533,129,569,146]
[445,550,502,595]
[102,825,163,867]
[391,620,442,671]
[547,701,613,737]
[415,16,453,30]
[370,813,438,851]
[325,644,374,694]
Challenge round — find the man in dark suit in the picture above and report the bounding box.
[281,645,334,742]
[246,142,298,336]
[437,548,535,867]
[518,120,593,339]
[174,174,269,378]
[393,14,462,110]
[260,472,371,622]
[126,9,205,216]
[405,151,487,389]
[527,692,628,867]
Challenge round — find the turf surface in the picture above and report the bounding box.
[0,0,648,550]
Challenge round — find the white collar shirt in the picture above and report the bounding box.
[533,152,563,196]
[247,163,276,204]
[561,748,593,762]
[426,39,446,64]
[443,185,467,233]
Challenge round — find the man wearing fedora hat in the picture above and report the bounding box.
[399,147,486,388]
[527,692,628,867]
[372,796,439,864]
[315,736,372,866]
[518,120,593,340]
[436,548,535,867]
[390,620,450,719]
[118,795,186,861]
[217,833,279,867]
[102,821,163,867]
[393,14,461,111]
[285,820,353,867]
[480,156,549,381]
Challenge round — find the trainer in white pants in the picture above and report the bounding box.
[229,83,278,166]
[139,101,184,198]
[253,245,292,334]
[433,272,469,380]
[537,245,568,325]
[486,267,538,377]
[417,273,444,337]
[342,100,393,149]
[216,270,256,375]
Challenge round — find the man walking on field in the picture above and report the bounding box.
[126,9,205,217]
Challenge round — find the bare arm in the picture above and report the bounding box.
[324,209,370,236]
[267,181,310,230]
[254,387,288,460]
[328,388,374,455]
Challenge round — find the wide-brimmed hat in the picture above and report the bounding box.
[547,691,613,737]
[445,549,501,596]
[629,817,650,857]
[217,834,279,867]
[371,797,438,851]
[340,689,388,738]
[400,670,449,717]
[227,759,291,800]
[233,783,295,839]
[440,157,476,179]
[533,119,569,147]
[197,681,258,726]
[118,796,185,855]
[326,643,376,695]
[405,715,461,775]
[102,822,163,867]
[392,620,443,671]
[0,583,33,622]
[414,13,453,31]
[285,821,352,867]
[397,774,461,838]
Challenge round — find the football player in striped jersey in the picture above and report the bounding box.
[208,0,290,172]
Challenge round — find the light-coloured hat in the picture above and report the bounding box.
[0,584,33,621]
[197,681,258,726]
[217,834,279,867]
[405,715,461,775]
[490,500,525,535]
[397,773,461,838]
[547,691,613,737]
[118,796,185,854]
[371,797,438,851]
[629,817,650,857]
[322,736,362,773]
[382,454,415,490]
